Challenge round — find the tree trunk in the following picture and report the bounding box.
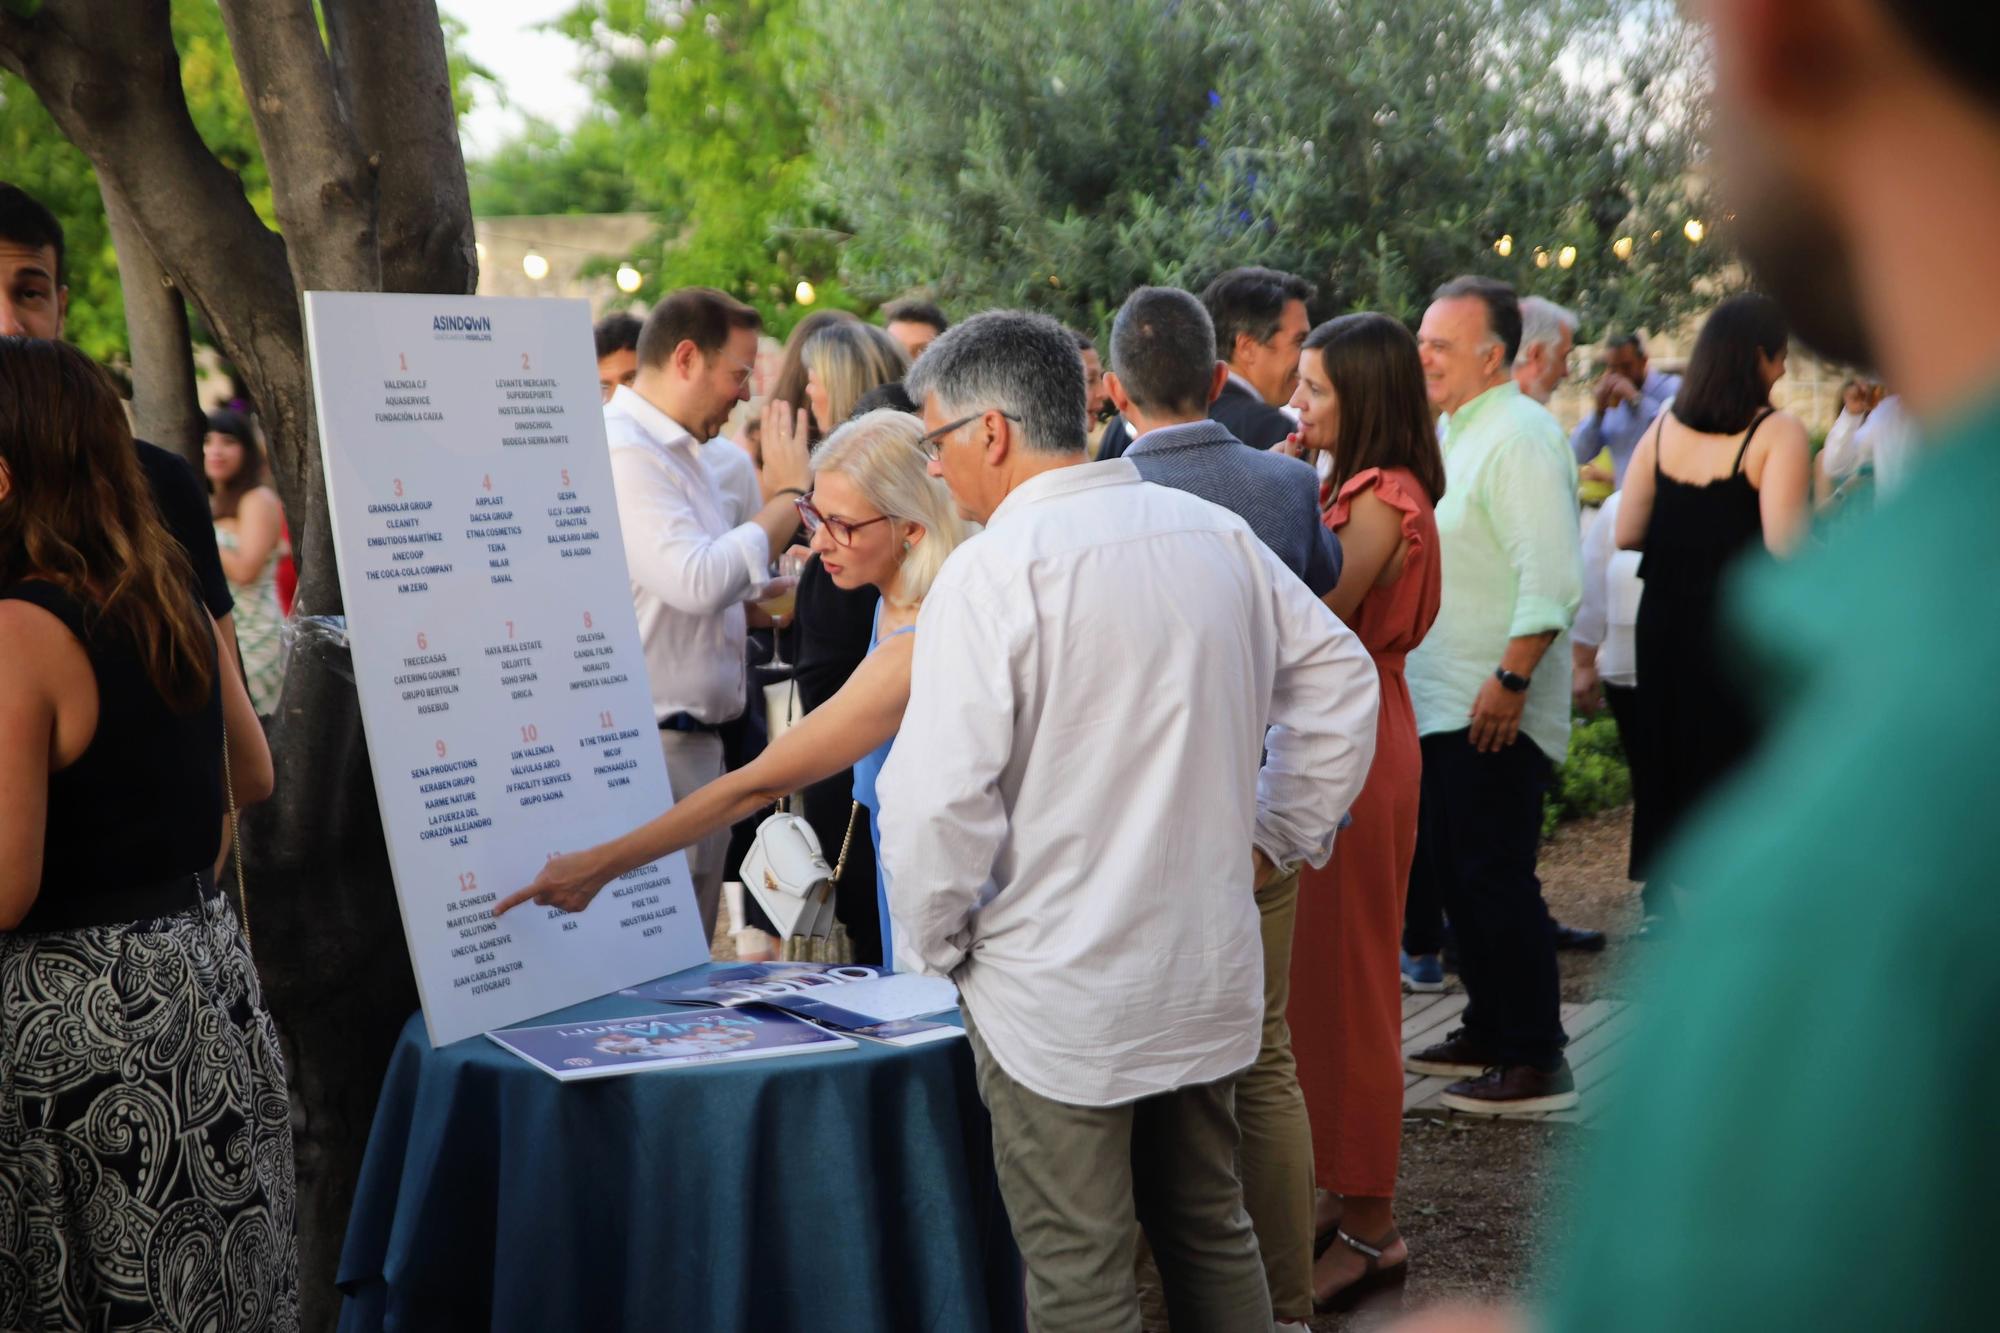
[100,177,203,465]
[3,4,472,1328]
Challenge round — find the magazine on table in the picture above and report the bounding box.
[621,962,962,1044]
[486,1008,855,1081]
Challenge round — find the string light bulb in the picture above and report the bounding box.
[1612,236,1635,261]
[1534,247,1551,270]
[1684,218,1706,244]
[522,250,550,281]
[1557,245,1577,270]
[616,264,643,294]
[794,280,817,305]
[1494,234,1514,258]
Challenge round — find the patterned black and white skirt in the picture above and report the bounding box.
[0,892,299,1331]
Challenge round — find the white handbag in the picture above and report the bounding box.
[741,807,859,961]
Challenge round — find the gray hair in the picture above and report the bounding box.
[1515,297,1578,366]
[904,311,1088,455]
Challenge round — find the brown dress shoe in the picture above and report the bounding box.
[1439,1060,1579,1115]
[1403,1027,1504,1077]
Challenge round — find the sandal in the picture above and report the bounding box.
[1314,1227,1409,1315]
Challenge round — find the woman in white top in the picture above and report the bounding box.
[204,410,288,714]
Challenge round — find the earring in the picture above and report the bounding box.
[902,540,912,552]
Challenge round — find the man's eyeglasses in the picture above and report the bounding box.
[795,494,892,547]
[917,408,1021,460]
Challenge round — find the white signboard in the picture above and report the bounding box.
[306,292,708,1046]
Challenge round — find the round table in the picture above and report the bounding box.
[336,968,1022,1331]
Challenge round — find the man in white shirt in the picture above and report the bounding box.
[882,312,1379,1333]
[605,288,812,940]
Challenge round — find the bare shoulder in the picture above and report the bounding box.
[1753,409,1812,460]
[0,598,77,696]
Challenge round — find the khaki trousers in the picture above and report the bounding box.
[1236,867,1315,1322]
[964,1011,1273,1333]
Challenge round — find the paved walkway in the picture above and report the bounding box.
[1402,987,1632,1124]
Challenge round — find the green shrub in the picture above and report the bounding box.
[1542,709,1632,839]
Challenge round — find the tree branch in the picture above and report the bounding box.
[324,0,477,295]
[216,0,380,293]
[100,177,203,464]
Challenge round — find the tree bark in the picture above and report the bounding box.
[1,6,463,1329]
[99,177,203,465]
[324,0,477,296]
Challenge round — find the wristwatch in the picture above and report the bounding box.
[1494,667,1531,694]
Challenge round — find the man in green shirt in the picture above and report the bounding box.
[1403,276,1584,1115]
[1390,1,2000,1330]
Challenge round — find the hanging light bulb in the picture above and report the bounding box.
[1683,218,1706,244]
[522,250,550,281]
[1534,247,1551,270]
[1557,245,1578,270]
[794,280,817,305]
[1612,235,1635,261]
[1494,234,1514,258]
[615,264,643,294]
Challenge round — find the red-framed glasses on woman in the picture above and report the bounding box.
[795,494,892,547]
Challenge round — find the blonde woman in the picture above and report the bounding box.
[496,410,969,967]
[801,321,910,436]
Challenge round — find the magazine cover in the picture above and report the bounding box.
[486,1008,855,1081]
[621,962,885,1007]
[839,1016,966,1048]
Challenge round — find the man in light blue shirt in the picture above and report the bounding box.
[1403,276,1583,1117]
[1568,333,1680,486]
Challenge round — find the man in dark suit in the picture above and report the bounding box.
[1102,284,1342,1324]
[1100,265,1315,459]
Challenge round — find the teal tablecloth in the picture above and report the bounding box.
[336,968,1022,1331]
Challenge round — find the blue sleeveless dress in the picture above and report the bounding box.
[849,604,915,971]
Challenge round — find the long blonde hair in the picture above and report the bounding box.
[803,322,909,429]
[810,410,969,604]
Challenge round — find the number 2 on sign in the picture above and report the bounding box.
[521,352,531,371]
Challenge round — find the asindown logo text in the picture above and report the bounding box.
[432,313,493,342]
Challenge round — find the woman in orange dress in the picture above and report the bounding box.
[1285,312,1445,1313]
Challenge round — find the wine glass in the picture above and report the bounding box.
[759,551,805,669]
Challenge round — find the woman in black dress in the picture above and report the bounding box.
[1616,294,1812,893]
[0,339,297,1328]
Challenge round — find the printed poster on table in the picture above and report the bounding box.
[306,292,709,1046]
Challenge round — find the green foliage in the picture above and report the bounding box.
[1543,709,1632,839]
[0,76,122,361]
[4,2,489,366]
[803,0,1726,340]
[470,0,856,337]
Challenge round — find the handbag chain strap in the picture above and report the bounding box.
[831,801,861,887]
[222,723,251,949]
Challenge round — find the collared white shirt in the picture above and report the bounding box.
[604,385,770,723]
[877,460,1379,1108]
[704,436,762,525]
